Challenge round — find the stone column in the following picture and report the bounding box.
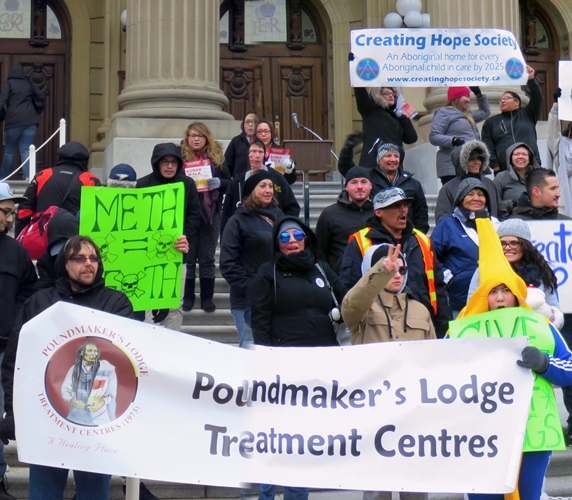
[105,0,238,178]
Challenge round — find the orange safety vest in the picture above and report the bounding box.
[348,227,438,314]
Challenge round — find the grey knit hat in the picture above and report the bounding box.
[496,218,531,242]
[454,178,490,208]
[376,143,400,163]
[373,187,414,210]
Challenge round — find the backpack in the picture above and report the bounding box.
[16,206,60,259]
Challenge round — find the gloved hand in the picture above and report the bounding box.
[344,132,363,149]
[206,177,221,190]
[553,87,562,102]
[394,107,404,118]
[0,415,15,445]
[152,309,169,324]
[469,86,481,96]
[517,346,549,373]
[348,52,355,61]
[282,158,295,174]
[452,137,465,147]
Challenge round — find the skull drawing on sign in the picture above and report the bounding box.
[115,271,146,298]
[93,234,118,263]
[147,232,176,260]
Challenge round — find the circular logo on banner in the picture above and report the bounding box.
[506,58,525,80]
[315,277,325,288]
[356,58,380,81]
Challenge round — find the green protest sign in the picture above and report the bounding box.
[79,183,185,312]
[449,307,565,452]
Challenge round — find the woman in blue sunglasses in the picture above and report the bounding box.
[249,215,347,500]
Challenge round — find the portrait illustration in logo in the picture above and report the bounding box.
[45,337,138,427]
[505,58,524,80]
[356,58,380,82]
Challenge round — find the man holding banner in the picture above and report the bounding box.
[0,235,134,500]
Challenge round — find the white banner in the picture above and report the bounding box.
[529,220,572,313]
[349,28,528,87]
[14,303,533,494]
[558,61,572,121]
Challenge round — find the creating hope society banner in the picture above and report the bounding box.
[528,220,572,313]
[14,303,534,494]
[79,184,185,311]
[350,28,528,87]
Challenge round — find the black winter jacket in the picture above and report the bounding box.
[220,205,284,309]
[2,251,134,416]
[354,87,418,168]
[481,77,543,172]
[339,217,451,338]
[511,193,572,220]
[220,167,300,236]
[225,132,252,178]
[16,142,100,235]
[0,231,37,351]
[137,143,201,248]
[369,166,429,233]
[250,216,346,347]
[0,66,45,130]
[315,191,374,273]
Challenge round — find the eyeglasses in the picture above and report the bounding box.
[499,96,517,102]
[257,129,271,135]
[279,230,305,244]
[0,207,16,218]
[188,134,206,140]
[381,91,396,97]
[69,256,100,264]
[395,266,408,276]
[160,160,178,167]
[244,120,259,125]
[500,240,521,249]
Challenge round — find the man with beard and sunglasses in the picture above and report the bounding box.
[339,188,452,338]
[0,235,133,500]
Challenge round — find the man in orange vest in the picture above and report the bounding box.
[339,187,452,337]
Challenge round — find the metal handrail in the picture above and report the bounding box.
[0,118,67,183]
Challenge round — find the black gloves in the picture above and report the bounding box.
[0,415,15,445]
[452,137,465,147]
[517,346,549,373]
[348,52,355,62]
[554,87,562,102]
[152,309,169,324]
[344,131,364,149]
[469,86,481,96]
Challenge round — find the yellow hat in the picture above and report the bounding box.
[456,216,531,319]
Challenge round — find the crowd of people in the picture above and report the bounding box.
[0,68,571,500]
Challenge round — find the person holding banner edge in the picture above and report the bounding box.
[481,65,543,174]
[450,213,572,500]
[0,235,134,500]
[255,120,297,185]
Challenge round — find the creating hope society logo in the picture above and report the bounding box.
[506,58,524,80]
[356,58,380,81]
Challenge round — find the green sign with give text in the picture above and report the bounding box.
[449,307,565,452]
[79,183,185,312]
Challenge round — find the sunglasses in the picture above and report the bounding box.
[279,230,305,244]
[69,256,100,264]
[395,266,408,275]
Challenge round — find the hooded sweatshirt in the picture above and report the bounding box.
[15,142,100,235]
[0,65,45,130]
[493,142,540,213]
[137,143,201,246]
[435,140,507,223]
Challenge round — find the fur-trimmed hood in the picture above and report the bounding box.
[452,140,490,175]
[370,87,401,109]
